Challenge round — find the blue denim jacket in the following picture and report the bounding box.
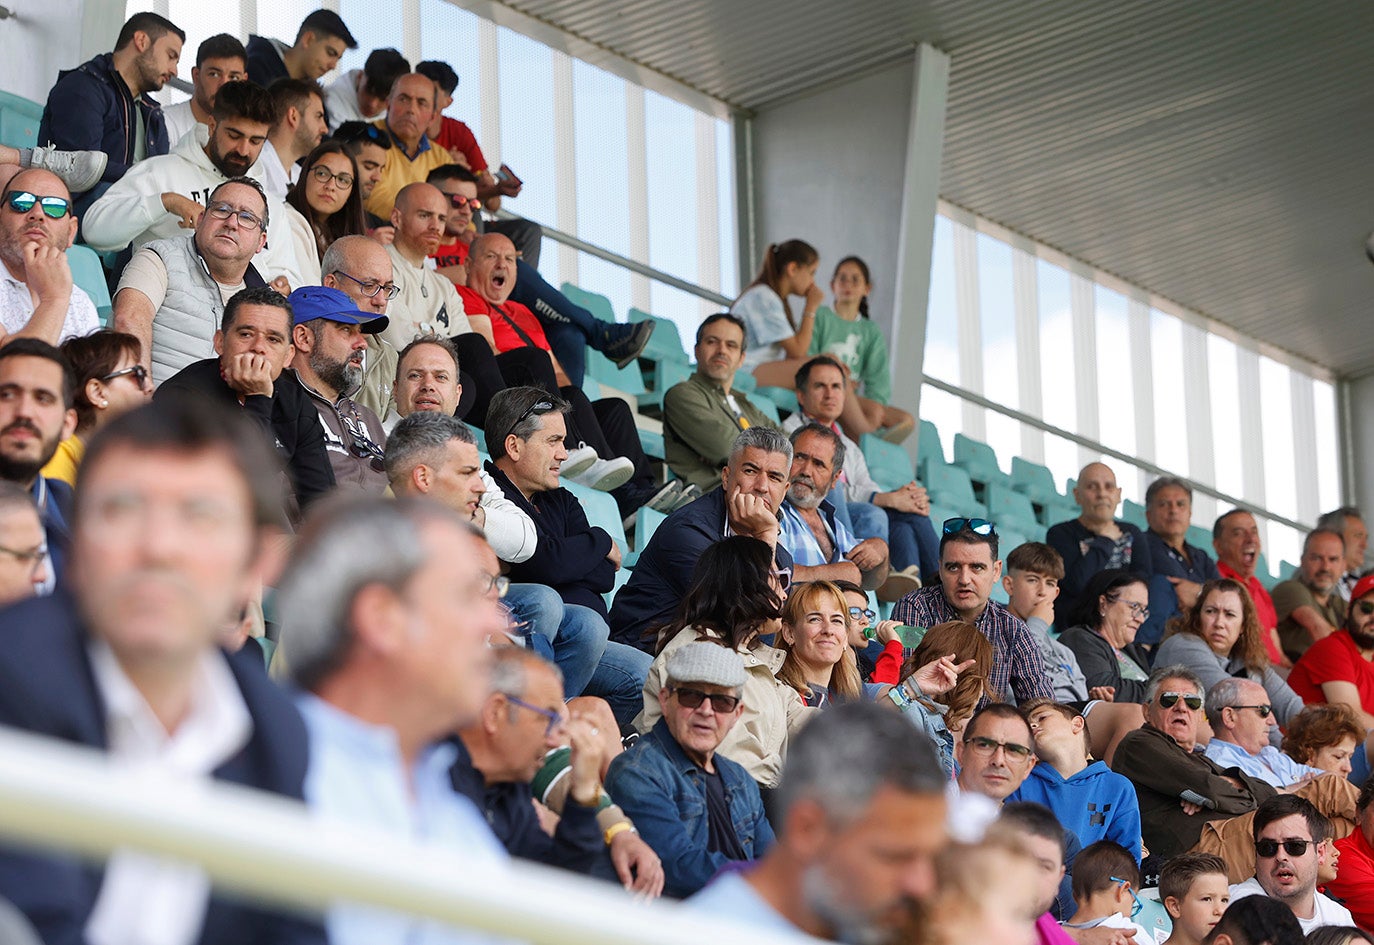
[605,719,774,898]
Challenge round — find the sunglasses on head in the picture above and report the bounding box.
[1156,691,1202,710]
[670,686,740,714]
[506,398,555,443]
[6,190,71,219]
[1255,838,1316,858]
[943,516,996,536]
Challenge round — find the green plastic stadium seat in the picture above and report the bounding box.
[1186,525,1212,551]
[639,358,693,412]
[68,245,112,325]
[952,433,1013,495]
[1278,559,1297,581]
[755,385,798,415]
[1011,456,1061,506]
[562,480,627,557]
[559,282,618,324]
[923,462,987,519]
[860,433,915,493]
[917,420,944,479]
[0,91,42,150]
[586,349,646,395]
[628,308,689,364]
[733,371,758,393]
[637,427,664,460]
[1120,499,1148,530]
[986,483,1041,536]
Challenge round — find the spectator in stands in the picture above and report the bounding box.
[1203,897,1304,945]
[0,340,75,589]
[1281,705,1365,779]
[1141,476,1222,646]
[731,239,822,388]
[891,517,1053,704]
[924,831,1045,945]
[1159,853,1232,945]
[112,176,273,383]
[333,121,393,239]
[1063,841,1154,945]
[1214,509,1285,665]
[259,79,327,200]
[1155,577,1304,735]
[1272,529,1348,663]
[884,621,990,778]
[286,285,389,495]
[365,73,453,219]
[276,494,505,945]
[1202,678,1322,788]
[775,580,864,707]
[0,484,48,604]
[663,312,779,491]
[1048,462,1154,625]
[382,181,477,348]
[997,802,1079,942]
[42,330,150,485]
[163,34,247,146]
[155,285,333,521]
[246,9,357,87]
[319,235,399,418]
[1012,700,1142,861]
[326,47,409,130]
[638,536,813,788]
[1228,795,1353,934]
[606,641,771,898]
[690,701,949,945]
[1288,574,1374,729]
[807,256,914,443]
[1058,570,1153,704]
[82,81,310,291]
[1317,507,1368,604]
[1326,775,1374,932]
[0,169,101,344]
[283,141,366,279]
[483,387,653,724]
[956,703,1038,806]
[37,12,183,211]
[837,580,907,681]
[781,354,937,595]
[609,427,795,651]
[0,399,325,945]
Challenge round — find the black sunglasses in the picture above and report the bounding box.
[1255,838,1317,858]
[670,686,740,714]
[943,516,996,536]
[1156,691,1203,710]
[100,364,149,386]
[6,190,71,219]
[1230,704,1273,718]
[506,398,555,443]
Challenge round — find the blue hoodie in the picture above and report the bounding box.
[1010,760,1142,861]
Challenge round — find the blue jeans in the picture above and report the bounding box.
[510,258,597,387]
[585,641,653,730]
[505,585,608,698]
[847,498,940,583]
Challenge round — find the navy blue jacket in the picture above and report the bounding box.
[1138,529,1222,645]
[38,53,168,193]
[245,36,289,88]
[484,461,616,617]
[607,488,794,652]
[0,591,326,945]
[33,476,72,589]
[1047,518,1154,626]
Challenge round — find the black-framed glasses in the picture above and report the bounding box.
[770,566,792,592]
[1255,838,1317,858]
[1108,877,1145,919]
[0,542,46,575]
[504,695,566,738]
[670,686,741,714]
[309,164,355,189]
[330,269,400,301]
[506,398,555,442]
[1157,691,1203,710]
[100,364,149,387]
[1230,704,1273,718]
[849,605,876,623]
[943,516,996,536]
[5,190,71,219]
[963,735,1033,760]
[445,192,481,211]
[1105,594,1149,619]
[478,572,510,599]
[206,203,263,231]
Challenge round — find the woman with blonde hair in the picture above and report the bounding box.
[776,580,863,706]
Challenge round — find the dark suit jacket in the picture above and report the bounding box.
[0,592,325,945]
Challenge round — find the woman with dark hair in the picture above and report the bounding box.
[730,238,822,389]
[41,329,150,485]
[635,535,813,788]
[1155,577,1304,727]
[1057,569,1153,703]
[776,580,863,706]
[284,140,367,279]
[808,256,915,443]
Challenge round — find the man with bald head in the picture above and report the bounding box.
[365,73,454,220]
[1048,461,1154,625]
[383,181,482,354]
[0,169,100,344]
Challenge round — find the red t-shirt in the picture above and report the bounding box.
[1287,629,1374,711]
[1328,823,1374,931]
[455,286,549,354]
[431,239,469,269]
[434,117,488,173]
[1218,561,1284,664]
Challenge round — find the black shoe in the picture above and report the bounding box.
[601,320,655,369]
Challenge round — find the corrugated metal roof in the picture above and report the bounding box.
[484,0,1374,376]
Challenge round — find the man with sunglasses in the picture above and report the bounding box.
[1227,795,1353,934]
[606,641,772,898]
[0,170,101,345]
[1288,572,1374,730]
[1202,679,1323,789]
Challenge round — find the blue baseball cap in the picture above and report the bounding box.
[287,285,389,335]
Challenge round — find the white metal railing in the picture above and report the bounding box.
[0,726,821,945]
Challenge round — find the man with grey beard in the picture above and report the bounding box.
[286,284,390,494]
[778,422,888,589]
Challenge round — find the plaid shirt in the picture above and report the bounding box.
[891,586,1051,704]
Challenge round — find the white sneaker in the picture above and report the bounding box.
[561,444,598,479]
[25,146,108,193]
[568,456,635,491]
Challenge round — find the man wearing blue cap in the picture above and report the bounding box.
[156,284,334,524]
[287,284,391,495]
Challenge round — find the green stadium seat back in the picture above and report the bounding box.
[633,505,666,553]
[605,566,633,610]
[917,420,944,479]
[1010,456,1061,505]
[1120,499,1148,530]
[860,433,915,492]
[628,308,689,364]
[638,358,694,411]
[987,483,1039,529]
[0,91,42,150]
[1187,525,1213,551]
[586,348,646,395]
[68,244,112,325]
[753,396,781,424]
[471,426,487,455]
[637,427,664,460]
[559,282,617,324]
[952,433,1013,492]
[755,385,798,415]
[562,479,627,556]
[733,370,758,393]
[1278,559,1297,581]
[924,463,986,518]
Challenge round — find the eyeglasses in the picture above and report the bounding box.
[309,164,355,189]
[0,542,46,576]
[1106,594,1149,619]
[206,203,263,231]
[1356,600,1374,616]
[1255,838,1317,858]
[770,567,792,592]
[100,364,149,387]
[1230,704,1273,718]
[504,695,566,738]
[5,190,71,219]
[330,269,400,301]
[477,572,510,599]
[1108,877,1145,919]
[943,517,996,536]
[506,398,555,443]
[1156,691,1203,710]
[963,735,1033,761]
[445,192,481,211]
[670,686,741,714]
[849,606,876,623]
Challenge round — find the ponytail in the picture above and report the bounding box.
[750,239,818,329]
[833,255,872,320]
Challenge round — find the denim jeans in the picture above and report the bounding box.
[509,258,597,387]
[846,498,940,583]
[585,641,653,730]
[504,585,608,698]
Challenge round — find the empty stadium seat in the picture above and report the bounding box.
[638,358,693,412]
[923,463,986,519]
[1010,456,1061,506]
[986,483,1041,536]
[559,282,618,324]
[860,433,915,492]
[1186,525,1213,551]
[585,349,646,395]
[0,91,42,150]
[561,479,627,556]
[627,308,689,363]
[68,244,112,325]
[917,420,944,478]
[952,433,1014,496]
[1120,499,1148,530]
[754,385,798,415]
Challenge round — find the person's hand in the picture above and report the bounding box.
[912,655,977,697]
[222,352,275,398]
[608,831,664,899]
[872,619,901,645]
[728,489,778,539]
[605,540,622,571]
[878,487,921,514]
[471,504,486,528]
[803,282,824,312]
[369,224,396,245]
[1088,685,1116,702]
[563,714,609,808]
[845,537,886,571]
[1169,576,1203,611]
[269,275,292,295]
[1028,594,1057,625]
[907,483,931,514]
[161,192,203,229]
[1181,800,1202,816]
[22,241,73,302]
[496,176,522,198]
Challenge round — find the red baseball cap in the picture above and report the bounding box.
[1351,574,1374,602]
